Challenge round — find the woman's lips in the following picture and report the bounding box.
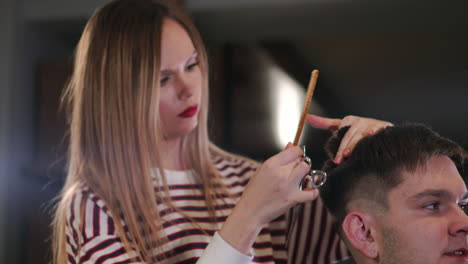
[178,105,198,118]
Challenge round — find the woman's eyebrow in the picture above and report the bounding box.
[187,51,198,61]
[160,51,198,75]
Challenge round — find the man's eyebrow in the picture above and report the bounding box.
[461,192,468,201]
[408,189,452,201]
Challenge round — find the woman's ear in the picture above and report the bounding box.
[341,212,380,259]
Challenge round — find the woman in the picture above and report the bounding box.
[51,1,392,263]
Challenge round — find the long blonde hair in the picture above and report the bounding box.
[52,0,230,262]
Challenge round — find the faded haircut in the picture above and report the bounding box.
[319,123,468,230]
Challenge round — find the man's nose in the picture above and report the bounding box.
[449,206,468,237]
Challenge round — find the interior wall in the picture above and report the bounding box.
[0,0,22,262]
[292,32,468,143]
[0,0,74,262]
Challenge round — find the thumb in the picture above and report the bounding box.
[292,189,319,203]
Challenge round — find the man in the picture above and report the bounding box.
[319,124,468,264]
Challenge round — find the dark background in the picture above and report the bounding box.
[1,0,467,263]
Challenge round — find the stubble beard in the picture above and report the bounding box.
[380,227,421,264]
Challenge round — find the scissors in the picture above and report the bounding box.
[285,145,327,247]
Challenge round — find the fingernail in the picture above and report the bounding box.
[343,148,351,157]
[368,129,375,135]
[334,156,342,164]
[285,142,292,149]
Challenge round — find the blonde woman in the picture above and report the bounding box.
[51,0,392,263]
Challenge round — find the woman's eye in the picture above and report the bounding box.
[160,76,170,85]
[187,61,199,70]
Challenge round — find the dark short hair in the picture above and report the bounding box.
[319,123,467,229]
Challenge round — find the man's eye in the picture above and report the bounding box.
[460,202,468,215]
[423,202,440,211]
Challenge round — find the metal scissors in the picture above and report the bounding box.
[285,145,327,247]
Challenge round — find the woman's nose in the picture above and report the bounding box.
[176,74,193,99]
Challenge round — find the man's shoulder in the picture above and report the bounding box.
[334,257,356,264]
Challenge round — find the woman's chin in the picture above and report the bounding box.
[165,124,198,140]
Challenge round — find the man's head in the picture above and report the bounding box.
[320,124,468,264]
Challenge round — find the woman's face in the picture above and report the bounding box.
[158,19,202,141]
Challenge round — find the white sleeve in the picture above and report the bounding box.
[197,232,253,264]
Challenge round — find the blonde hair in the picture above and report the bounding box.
[51,0,232,262]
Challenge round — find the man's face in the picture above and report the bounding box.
[376,155,468,264]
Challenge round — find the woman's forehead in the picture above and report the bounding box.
[160,19,196,67]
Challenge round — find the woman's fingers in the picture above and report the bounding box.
[290,161,319,203]
[242,147,318,224]
[305,114,393,164]
[367,123,391,137]
[286,158,320,203]
[336,116,393,163]
[305,114,341,131]
[342,128,368,157]
[253,145,305,199]
[334,122,360,163]
[284,142,294,150]
[289,159,310,186]
[293,188,319,203]
[268,145,303,166]
[342,123,387,158]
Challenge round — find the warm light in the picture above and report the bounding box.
[269,67,304,148]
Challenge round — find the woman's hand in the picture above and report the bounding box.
[219,144,318,254]
[306,114,393,164]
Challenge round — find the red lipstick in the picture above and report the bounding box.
[178,105,198,118]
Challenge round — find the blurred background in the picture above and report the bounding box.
[1,0,468,263]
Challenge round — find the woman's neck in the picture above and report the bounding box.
[160,137,185,170]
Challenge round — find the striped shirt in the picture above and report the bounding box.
[66,154,349,263]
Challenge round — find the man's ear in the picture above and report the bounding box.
[341,212,380,259]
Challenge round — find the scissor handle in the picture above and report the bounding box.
[300,145,327,189]
[299,170,327,190]
[309,170,327,188]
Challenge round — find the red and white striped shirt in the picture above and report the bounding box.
[66,154,349,264]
